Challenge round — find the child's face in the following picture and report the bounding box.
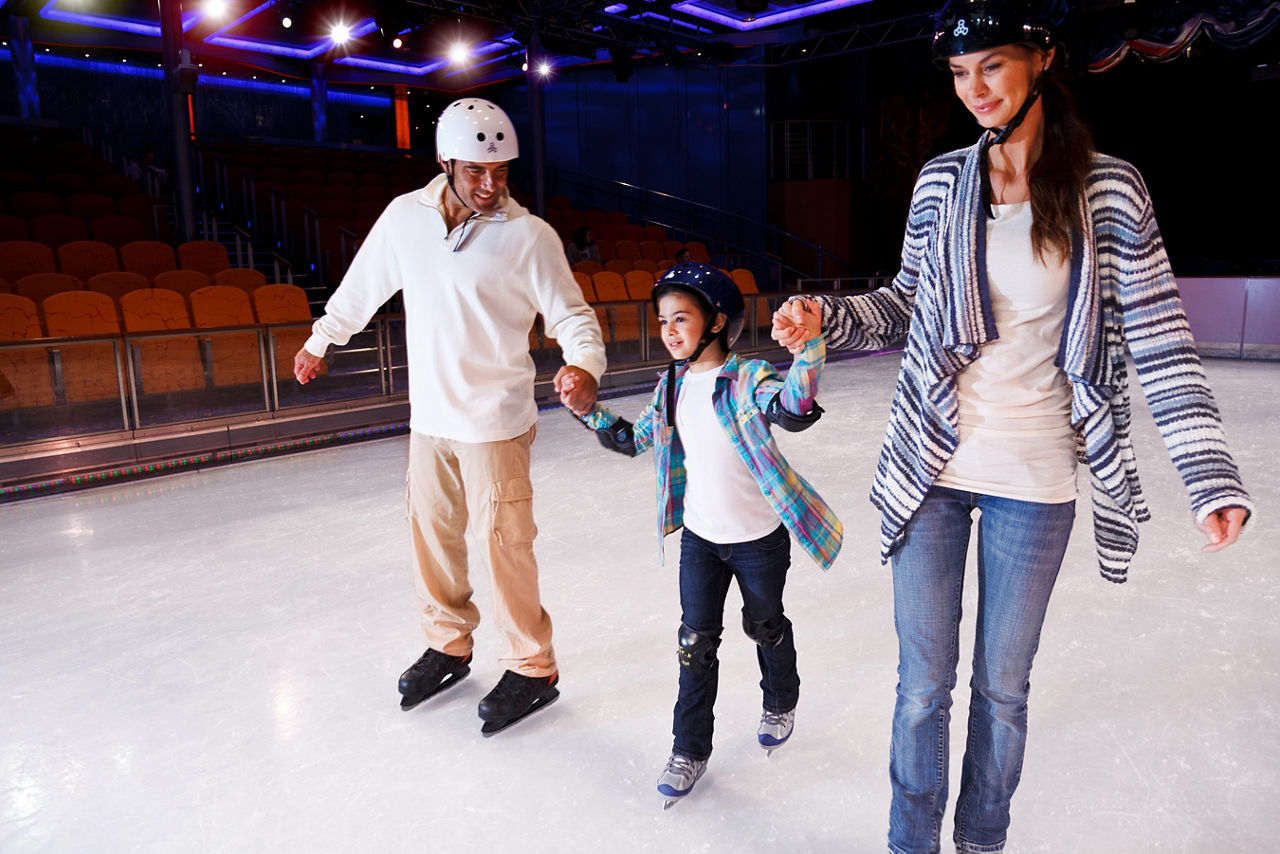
[657,292,723,362]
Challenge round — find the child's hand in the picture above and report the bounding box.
[772,298,818,355]
[555,366,598,416]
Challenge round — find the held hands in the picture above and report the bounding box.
[771,297,821,355]
[555,366,599,416]
[294,347,325,385]
[1195,506,1248,553]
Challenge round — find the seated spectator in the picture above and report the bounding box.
[674,247,692,264]
[566,226,601,265]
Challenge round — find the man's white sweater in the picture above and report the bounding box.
[304,173,606,443]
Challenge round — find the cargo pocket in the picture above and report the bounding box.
[491,476,537,546]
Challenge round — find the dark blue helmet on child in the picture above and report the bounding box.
[652,262,746,349]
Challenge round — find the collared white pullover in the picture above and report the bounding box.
[305,173,606,443]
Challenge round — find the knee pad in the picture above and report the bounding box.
[743,613,790,648]
[677,624,720,673]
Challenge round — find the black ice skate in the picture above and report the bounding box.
[477,670,560,736]
[398,649,472,711]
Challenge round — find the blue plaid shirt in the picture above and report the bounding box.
[582,337,843,570]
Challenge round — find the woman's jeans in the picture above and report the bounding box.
[673,524,798,760]
[887,486,1076,854]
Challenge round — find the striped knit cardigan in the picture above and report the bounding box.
[816,136,1253,582]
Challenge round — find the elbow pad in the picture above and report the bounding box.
[596,417,640,457]
[766,393,823,433]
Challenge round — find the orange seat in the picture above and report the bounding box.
[65,192,118,220]
[604,259,632,276]
[0,213,29,241]
[177,240,231,277]
[638,240,666,264]
[0,293,55,409]
[623,270,655,300]
[0,240,58,282]
[685,241,710,263]
[252,283,320,382]
[621,224,645,243]
[592,271,640,343]
[572,260,604,277]
[214,267,268,293]
[643,224,668,243]
[30,213,90,248]
[119,288,205,394]
[57,240,120,282]
[613,239,641,263]
[662,240,685,259]
[189,285,262,387]
[120,240,178,280]
[88,271,150,304]
[8,190,64,218]
[15,273,83,305]
[632,259,658,275]
[42,290,124,402]
[153,269,212,299]
[90,214,145,248]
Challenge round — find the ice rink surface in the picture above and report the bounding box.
[2,353,1277,853]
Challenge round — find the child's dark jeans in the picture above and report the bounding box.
[672,523,798,760]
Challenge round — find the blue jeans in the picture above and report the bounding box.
[887,486,1075,854]
[673,524,798,760]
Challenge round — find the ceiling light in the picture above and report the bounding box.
[449,42,469,64]
[331,23,352,45]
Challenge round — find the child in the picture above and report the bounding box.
[560,263,843,808]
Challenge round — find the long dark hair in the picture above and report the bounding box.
[1027,59,1094,262]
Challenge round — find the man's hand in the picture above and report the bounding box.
[294,348,325,385]
[555,366,598,416]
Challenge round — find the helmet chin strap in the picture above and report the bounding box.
[980,61,1048,218]
[441,159,471,211]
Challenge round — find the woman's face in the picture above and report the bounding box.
[948,45,1052,130]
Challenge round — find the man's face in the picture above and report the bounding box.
[443,158,510,215]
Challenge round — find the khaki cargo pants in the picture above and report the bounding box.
[406,426,555,677]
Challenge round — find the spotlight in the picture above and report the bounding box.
[331,23,352,45]
[282,15,292,28]
[204,0,229,19]
[538,61,552,76]
[448,42,469,64]
[392,36,403,49]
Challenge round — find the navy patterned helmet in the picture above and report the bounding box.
[652,262,746,351]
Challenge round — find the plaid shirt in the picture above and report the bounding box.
[583,337,843,570]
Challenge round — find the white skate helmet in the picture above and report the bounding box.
[436,98,519,163]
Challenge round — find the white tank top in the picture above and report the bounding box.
[676,365,782,544]
[935,201,1078,503]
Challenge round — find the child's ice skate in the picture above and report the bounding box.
[657,752,708,809]
[757,707,795,757]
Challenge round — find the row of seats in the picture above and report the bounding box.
[0,284,314,409]
[1,212,157,248]
[3,267,270,306]
[564,267,764,345]
[3,177,145,210]
[571,239,709,269]
[0,239,235,287]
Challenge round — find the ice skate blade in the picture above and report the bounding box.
[399,667,469,711]
[662,798,680,811]
[479,688,560,736]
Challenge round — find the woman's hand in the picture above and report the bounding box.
[1195,506,1248,553]
[772,298,818,354]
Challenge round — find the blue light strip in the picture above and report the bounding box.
[206,17,379,59]
[672,0,870,31]
[38,0,202,37]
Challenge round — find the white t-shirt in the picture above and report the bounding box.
[935,201,1078,503]
[676,365,781,544]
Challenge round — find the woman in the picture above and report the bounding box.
[773,2,1252,852]
[566,225,601,265]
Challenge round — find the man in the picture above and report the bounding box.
[295,97,605,734]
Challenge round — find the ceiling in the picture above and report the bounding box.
[7,0,943,92]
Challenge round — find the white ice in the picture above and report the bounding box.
[2,353,1277,853]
